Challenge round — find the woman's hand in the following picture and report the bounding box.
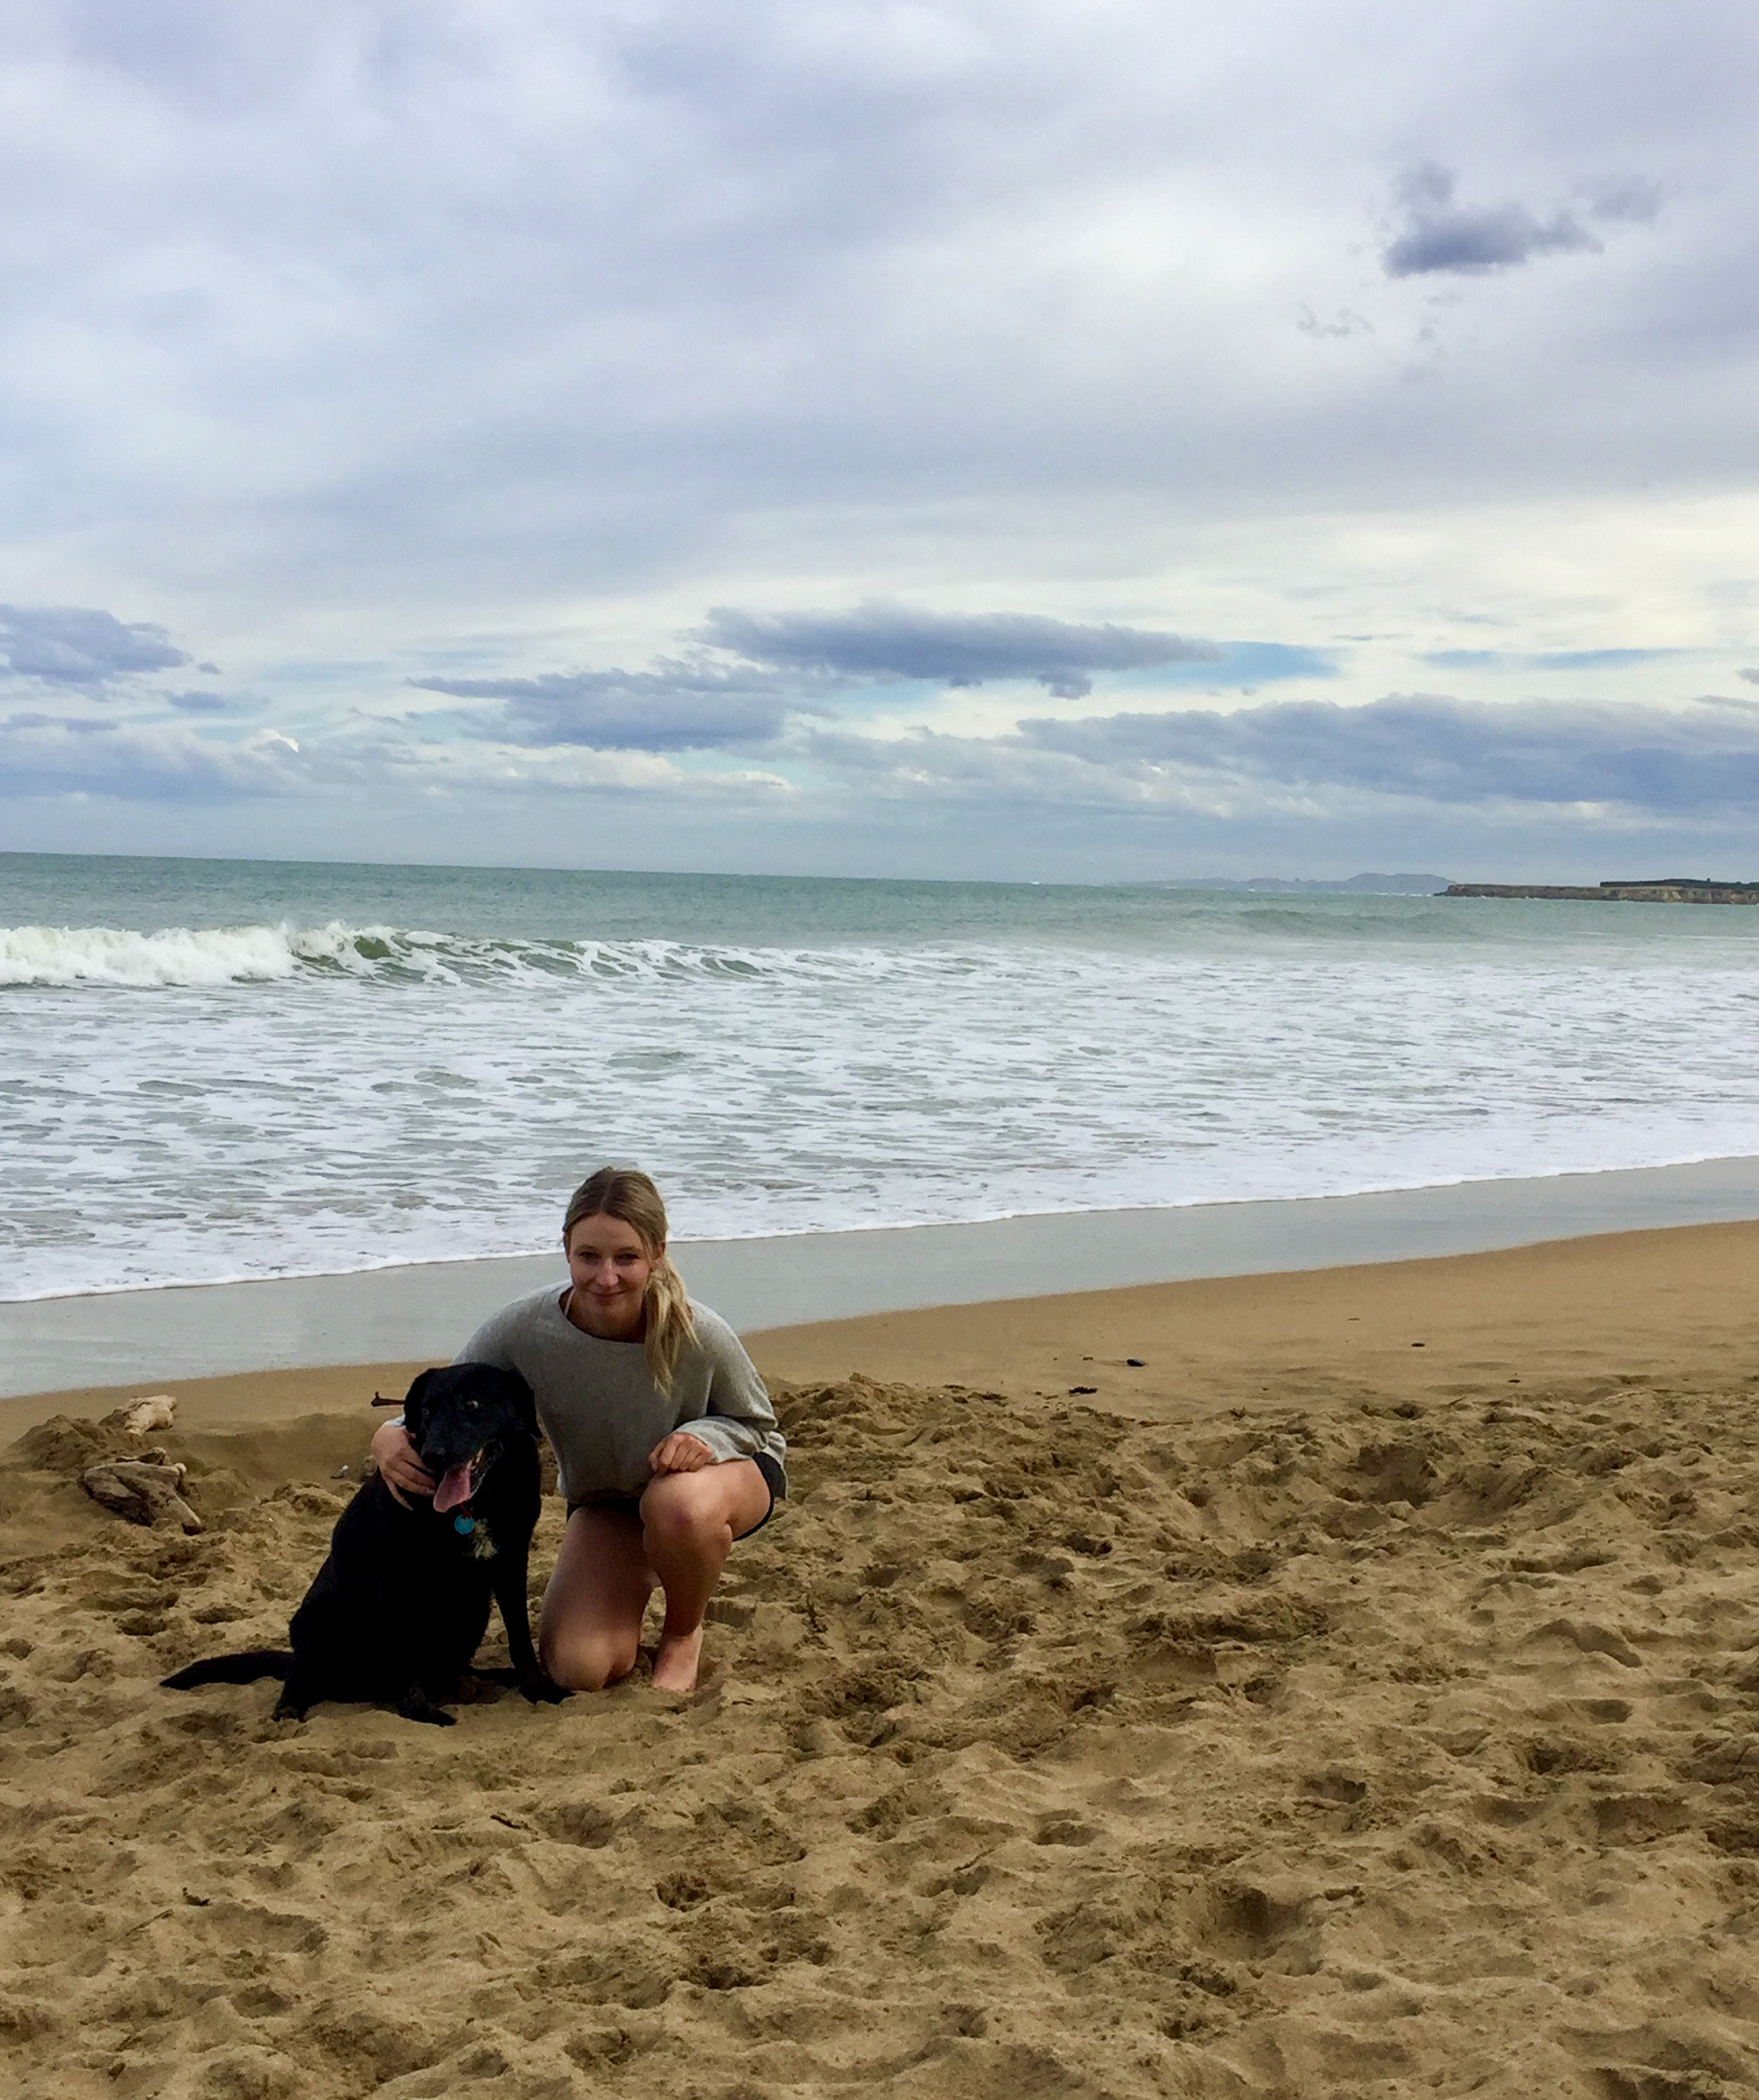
[370,1420,436,1509]
[648,1431,714,1474]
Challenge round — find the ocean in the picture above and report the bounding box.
[5,851,1759,1303]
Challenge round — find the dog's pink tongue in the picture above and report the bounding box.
[433,1463,473,1514]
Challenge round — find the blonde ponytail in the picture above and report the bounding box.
[641,1251,697,1397]
[563,1166,698,1396]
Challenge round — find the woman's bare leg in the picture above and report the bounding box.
[538,1506,655,1691]
[640,1460,771,1692]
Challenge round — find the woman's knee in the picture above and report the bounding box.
[640,1472,728,1546]
[539,1627,639,1693]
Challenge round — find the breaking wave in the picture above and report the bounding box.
[0,921,978,992]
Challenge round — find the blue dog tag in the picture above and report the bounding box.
[453,1514,476,1536]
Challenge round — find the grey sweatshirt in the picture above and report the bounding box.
[456,1286,786,1502]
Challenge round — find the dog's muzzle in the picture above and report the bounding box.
[428,1440,501,1514]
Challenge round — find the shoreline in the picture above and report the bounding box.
[11,1208,1759,1456]
[9,1196,1759,1456]
[5,1153,1759,1404]
[18,1140,1759,1314]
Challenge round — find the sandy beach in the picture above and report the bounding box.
[4,1221,1759,2097]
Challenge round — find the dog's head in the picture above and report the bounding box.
[397,1363,537,1515]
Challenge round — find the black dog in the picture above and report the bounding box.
[163,1362,567,1726]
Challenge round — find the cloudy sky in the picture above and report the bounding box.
[3,0,1759,881]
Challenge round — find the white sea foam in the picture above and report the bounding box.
[6,886,1759,1301]
[0,921,306,988]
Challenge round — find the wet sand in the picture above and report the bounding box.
[4,1223,1759,2097]
[9,1151,1759,1399]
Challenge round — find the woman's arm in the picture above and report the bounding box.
[648,1430,715,1473]
[368,1417,436,1506]
[669,1313,786,1467]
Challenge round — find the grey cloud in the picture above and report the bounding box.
[1296,305,1373,339]
[1585,177,1663,225]
[0,714,301,802]
[700,604,1222,699]
[164,689,244,714]
[1741,670,1759,686]
[1019,694,1759,811]
[1525,649,1673,671]
[1382,164,1601,278]
[414,604,1238,748]
[1424,648,1676,672]
[411,665,797,750]
[0,604,191,685]
[3,710,118,735]
[0,696,785,807]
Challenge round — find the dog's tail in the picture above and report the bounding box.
[161,1650,294,1690]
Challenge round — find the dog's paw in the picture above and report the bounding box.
[397,1690,457,1726]
[521,1671,570,1705]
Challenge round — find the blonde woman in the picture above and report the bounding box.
[371,1167,785,1694]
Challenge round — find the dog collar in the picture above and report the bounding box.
[453,1508,475,1536]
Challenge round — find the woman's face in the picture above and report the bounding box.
[565,1212,658,1338]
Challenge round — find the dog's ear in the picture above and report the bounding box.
[401,1366,443,1443]
[501,1368,538,1438]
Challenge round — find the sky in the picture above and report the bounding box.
[3,0,1759,883]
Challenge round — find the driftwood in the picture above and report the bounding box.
[81,1457,204,1533]
[113,1395,177,1436]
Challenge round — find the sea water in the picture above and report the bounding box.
[5,851,1759,1300]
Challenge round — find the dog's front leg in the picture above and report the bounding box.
[273,1657,324,1723]
[396,1681,456,1727]
[491,1549,567,1704]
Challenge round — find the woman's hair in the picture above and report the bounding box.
[562,1166,697,1394]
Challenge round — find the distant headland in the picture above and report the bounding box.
[1446,880,1759,906]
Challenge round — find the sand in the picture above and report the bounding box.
[3,1224,1759,2098]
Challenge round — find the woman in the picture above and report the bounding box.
[370,1167,785,1694]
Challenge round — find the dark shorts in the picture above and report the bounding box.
[567,1451,785,1541]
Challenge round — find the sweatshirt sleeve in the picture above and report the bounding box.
[674,1312,788,1480]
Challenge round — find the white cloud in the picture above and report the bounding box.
[3,3,1759,872]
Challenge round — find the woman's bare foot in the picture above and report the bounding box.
[652,1627,703,1693]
